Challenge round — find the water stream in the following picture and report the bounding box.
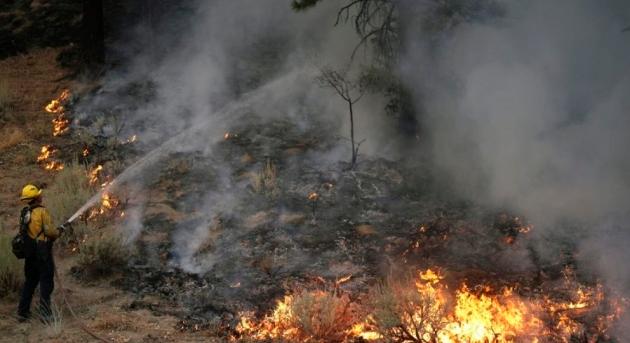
[67,93,250,223]
[65,70,311,223]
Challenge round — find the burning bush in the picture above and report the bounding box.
[44,89,70,137]
[36,145,65,171]
[367,271,448,342]
[237,289,359,342]
[75,233,129,278]
[45,161,93,245]
[362,268,625,343]
[0,230,23,298]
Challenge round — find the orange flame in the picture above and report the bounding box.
[224,132,238,140]
[335,274,352,285]
[88,165,103,185]
[308,192,319,201]
[84,164,124,221]
[45,90,72,136]
[44,89,69,113]
[37,145,55,162]
[52,116,70,136]
[350,321,381,341]
[87,191,121,220]
[43,161,64,171]
[36,145,64,171]
[122,134,138,144]
[237,268,626,342]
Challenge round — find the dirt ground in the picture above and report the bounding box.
[0,47,70,226]
[0,48,217,343]
[0,256,217,343]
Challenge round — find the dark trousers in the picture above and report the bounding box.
[17,252,55,318]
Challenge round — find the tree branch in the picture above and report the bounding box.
[335,0,362,26]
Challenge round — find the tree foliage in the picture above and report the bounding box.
[291,0,323,11]
[292,0,504,137]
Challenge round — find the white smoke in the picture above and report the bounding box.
[402,0,630,336]
[404,0,630,224]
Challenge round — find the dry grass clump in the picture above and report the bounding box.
[0,126,26,151]
[367,275,446,342]
[45,161,93,245]
[251,158,279,196]
[93,313,138,331]
[76,233,129,278]
[0,229,23,298]
[39,301,64,338]
[291,290,358,341]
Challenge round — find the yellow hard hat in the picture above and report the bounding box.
[20,184,42,201]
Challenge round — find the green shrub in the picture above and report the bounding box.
[45,162,93,245]
[0,229,23,297]
[76,234,129,278]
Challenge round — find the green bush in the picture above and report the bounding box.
[0,229,23,297]
[76,234,129,278]
[45,162,93,245]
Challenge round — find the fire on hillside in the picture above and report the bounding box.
[234,267,626,342]
[44,89,70,137]
[36,145,64,171]
[86,164,124,221]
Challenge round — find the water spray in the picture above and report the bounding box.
[61,71,307,224]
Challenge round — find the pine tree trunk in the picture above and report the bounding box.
[81,0,105,66]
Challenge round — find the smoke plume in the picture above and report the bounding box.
[401,0,630,336]
[77,0,630,335]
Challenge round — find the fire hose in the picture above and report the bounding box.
[53,222,111,343]
[53,263,111,343]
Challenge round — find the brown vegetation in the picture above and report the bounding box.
[0,126,26,151]
[0,230,23,298]
[45,162,93,245]
[0,47,75,224]
[76,233,129,278]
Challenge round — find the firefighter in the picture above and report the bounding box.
[16,184,65,321]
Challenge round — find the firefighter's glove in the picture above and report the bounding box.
[57,222,71,235]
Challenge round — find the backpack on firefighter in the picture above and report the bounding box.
[11,205,43,259]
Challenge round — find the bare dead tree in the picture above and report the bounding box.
[317,67,365,169]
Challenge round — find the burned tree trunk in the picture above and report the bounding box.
[81,0,105,66]
[317,67,364,169]
[348,99,357,166]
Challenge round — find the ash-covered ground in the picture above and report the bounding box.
[105,115,570,330]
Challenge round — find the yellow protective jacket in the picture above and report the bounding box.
[27,207,59,242]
